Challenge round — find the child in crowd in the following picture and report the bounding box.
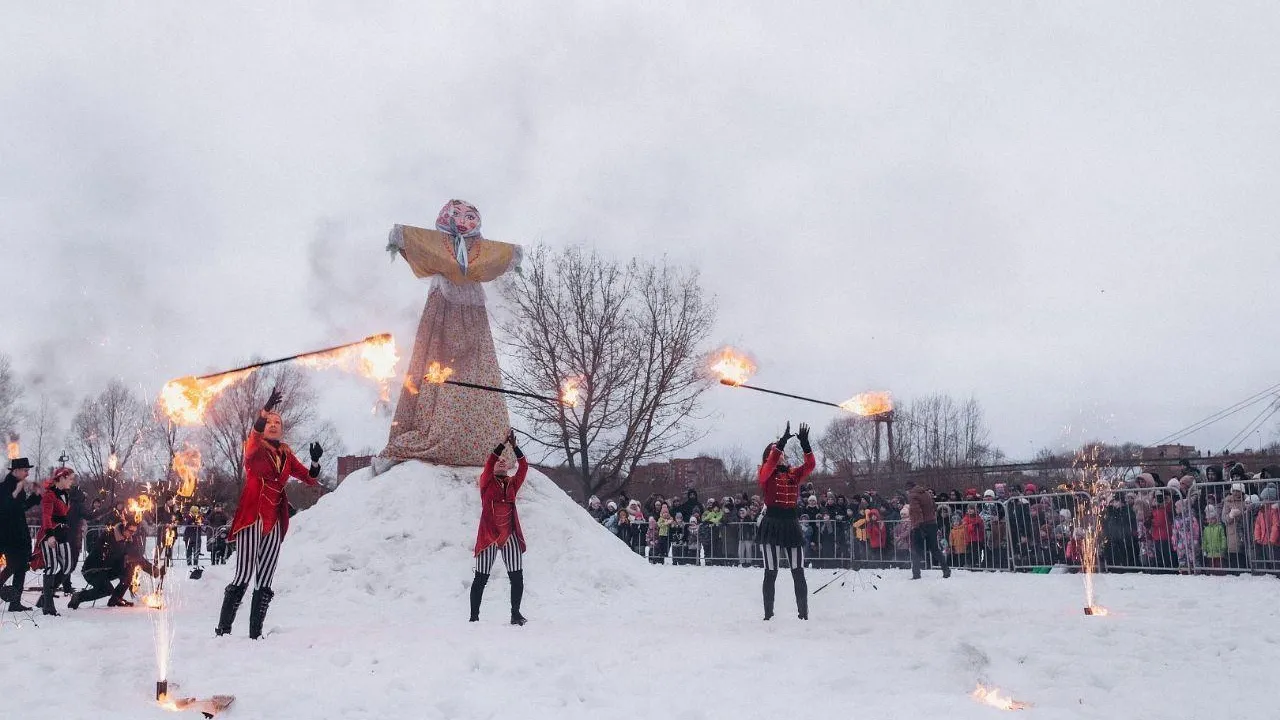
[1172,500,1201,574]
[1201,505,1226,574]
[948,515,968,567]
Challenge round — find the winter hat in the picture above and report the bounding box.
[983,489,996,499]
[900,506,911,518]
[607,501,618,511]
[1248,494,1261,506]
[1231,483,1246,494]
[1167,479,1181,490]
[1205,505,1220,520]
[1262,485,1279,503]
[1058,509,1072,520]
[1024,483,1038,493]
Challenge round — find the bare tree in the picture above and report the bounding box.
[0,354,21,441]
[818,416,879,478]
[26,394,62,478]
[500,246,717,500]
[198,363,318,489]
[891,394,1002,470]
[67,380,155,503]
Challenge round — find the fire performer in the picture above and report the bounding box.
[757,422,816,621]
[215,388,323,639]
[0,457,41,612]
[470,430,529,625]
[68,520,164,609]
[377,199,523,469]
[32,467,77,616]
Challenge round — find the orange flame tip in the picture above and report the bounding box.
[172,445,201,498]
[972,684,1031,710]
[424,362,455,384]
[709,347,756,386]
[560,377,584,406]
[839,391,893,416]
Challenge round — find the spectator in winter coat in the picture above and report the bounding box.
[735,507,757,567]
[701,499,725,565]
[1221,484,1249,570]
[677,489,702,525]
[654,505,673,565]
[68,521,164,609]
[1150,492,1176,569]
[587,496,608,523]
[1252,485,1280,562]
[907,481,949,579]
[893,506,913,562]
[184,518,204,566]
[1201,505,1226,573]
[962,508,985,567]
[948,515,968,566]
[1172,500,1200,573]
[1102,496,1137,569]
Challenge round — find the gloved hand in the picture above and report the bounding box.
[797,422,811,453]
[309,442,323,463]
[776,421,794,451]
[264,387,284,412]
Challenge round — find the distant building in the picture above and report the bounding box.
[337,455,373,481]
[1141,444,1198,461]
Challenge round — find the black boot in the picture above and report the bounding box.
[60,572,74,595]
[248,587,274,639]
[762,569,777,621]
[792,568,808,620]
[941,554,951,579]
[469,572,488,622]
[68,590,84,610]
[215,584,247,636]
[509,570,526,626]
[38,575,60,616]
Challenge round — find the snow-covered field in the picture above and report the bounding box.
[4,463,1276,720]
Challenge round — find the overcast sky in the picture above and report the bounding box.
[3,3,1279,464]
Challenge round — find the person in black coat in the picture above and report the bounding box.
[61,478,91,594]
[68,521,163,608]
[0,458,42,611]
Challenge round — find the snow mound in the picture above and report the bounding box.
[275,460,651,616]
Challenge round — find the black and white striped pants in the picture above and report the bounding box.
[43,540,72,576]
[231,520,283,590]
[474,536,522,574]
[761,544,804,571]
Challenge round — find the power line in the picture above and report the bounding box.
[1151,380,1280,446]
[1226,397,1280,452]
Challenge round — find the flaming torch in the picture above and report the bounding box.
[159,333,400,425]
[709,347,893,417]
[6,433,18,460]
[423,362,578,406]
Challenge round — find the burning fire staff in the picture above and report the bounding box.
[470,430,529,625]
[757,422,816,621]
[0,457,41,612]
[215,389,323,639]
[35,467,76,616]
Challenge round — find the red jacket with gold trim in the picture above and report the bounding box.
[473,446,528,556]
[230,428,318,537]
[758,447,816,509]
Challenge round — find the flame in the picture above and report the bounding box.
[107,451,119,473]
[159,370,256,426]
[424,361,455,384]
[839,391,894,416]
[297,334,401,404]
[6,433,18,460]
[130,564,142,596]
[560,376,584,406]
[142,593,164,609]
[163,525,177,549]
[1084,605,1109,616]
[127,495,154,523]
[709,347,756,386]
[972,684,1031,710]
[172,445,201,498]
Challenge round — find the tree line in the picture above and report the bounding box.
[0,357,342,514]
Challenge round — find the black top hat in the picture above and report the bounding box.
[9,457,32,471]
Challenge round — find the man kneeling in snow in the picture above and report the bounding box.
[68,521,163,608]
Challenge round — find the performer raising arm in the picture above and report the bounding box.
[470,429,529,626]
[215,387,323,639]
[757,422,816,621]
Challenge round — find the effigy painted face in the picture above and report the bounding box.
[436,199,481,236]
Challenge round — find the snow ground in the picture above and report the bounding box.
[3,462,1276,720]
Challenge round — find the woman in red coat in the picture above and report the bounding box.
[215,388,323,639]
[470,429,529,625]
[757,422,816,621]
[36,467,76,616]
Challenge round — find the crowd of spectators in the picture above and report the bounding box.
[583,461,1280,575]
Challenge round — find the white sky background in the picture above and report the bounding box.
[2,2,1279,464]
